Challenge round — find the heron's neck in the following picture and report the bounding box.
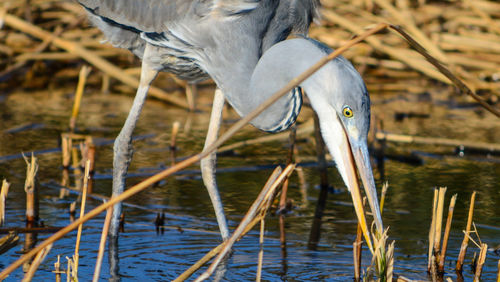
[221,38,334,132]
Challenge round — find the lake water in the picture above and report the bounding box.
[0,87,499,281]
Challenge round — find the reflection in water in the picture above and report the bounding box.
[308,115,330,250]
[108,235,120,282]
[0,91,499,280]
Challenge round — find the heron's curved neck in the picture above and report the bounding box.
[221,38,333,132]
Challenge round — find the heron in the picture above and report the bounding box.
[77,0,384,244]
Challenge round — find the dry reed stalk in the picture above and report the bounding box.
[0,24,396,278]
[0,179,10,226]
[73,160,90,277]
[376,132,500,152]
[438,194,457,273]
[473,243,488,281]
[195,165,295,282]
[427,188,439,272]
[456,191,476,272]
[379,181,389,215]
[256,219,265,282]
[175,167,284,282]
[92,205,113,282]
[22,243,52,282]
[61,134,72,168]
[497,259,500,282]
[53,255,61,282]
[23,153,38,224]
[433,187,447,255]
[170,121,180,150]
[69,65,91,131]
[185,84,197,111]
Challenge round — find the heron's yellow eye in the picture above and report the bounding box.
[343,106,354,118]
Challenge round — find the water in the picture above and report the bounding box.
[0,89,499,281]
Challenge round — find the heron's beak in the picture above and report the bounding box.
[325,119,383,253]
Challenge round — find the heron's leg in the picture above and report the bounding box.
[201,88,230,240]
[110,59,158,237]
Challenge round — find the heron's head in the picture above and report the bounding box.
[305,54,383,251]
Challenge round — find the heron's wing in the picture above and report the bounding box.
[78,0,259,33]
[288,0,321,34]
[261,0,320,52]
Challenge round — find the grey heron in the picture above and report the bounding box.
[77,0,384,244]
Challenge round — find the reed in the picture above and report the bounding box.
[456,191,476,272]
[69,65,91,131]
[0,179,10,226]
[92,206,113,282]
[23,153,39,224]
[256,219,265,282]
[53,255,62,282]
[497,259,500,282]
[427,188,439,272]
[73,160,90,277]
[474,243,488,281]
[438,194,457,273]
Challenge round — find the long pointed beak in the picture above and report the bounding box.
[328,122,383,253]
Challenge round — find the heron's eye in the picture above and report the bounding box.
[343,106,354,118]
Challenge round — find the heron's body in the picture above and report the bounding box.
[79,0,383,251]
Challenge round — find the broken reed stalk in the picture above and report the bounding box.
[23,153,39,224]
[474,243,488,281]
[194,165,295,282]
[92,205,113,282]
[0,179,10,226]
[22,243,52,282]
[53,255,61,282]
[0,24,415,279]
[256,219,265,282]
[456,191,476,272]
[434,187,447,255]
[379,181,389,215]
[74,160,90,276]
[428,188,439,272]
[69,65,91,131]
[61,134,72,168]
[438,194,457,273]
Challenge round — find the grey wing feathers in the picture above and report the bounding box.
[78,0,260,33]
[288,0,321,34]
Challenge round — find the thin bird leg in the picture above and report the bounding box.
[201,88,230,240]
[110,52,159,237]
